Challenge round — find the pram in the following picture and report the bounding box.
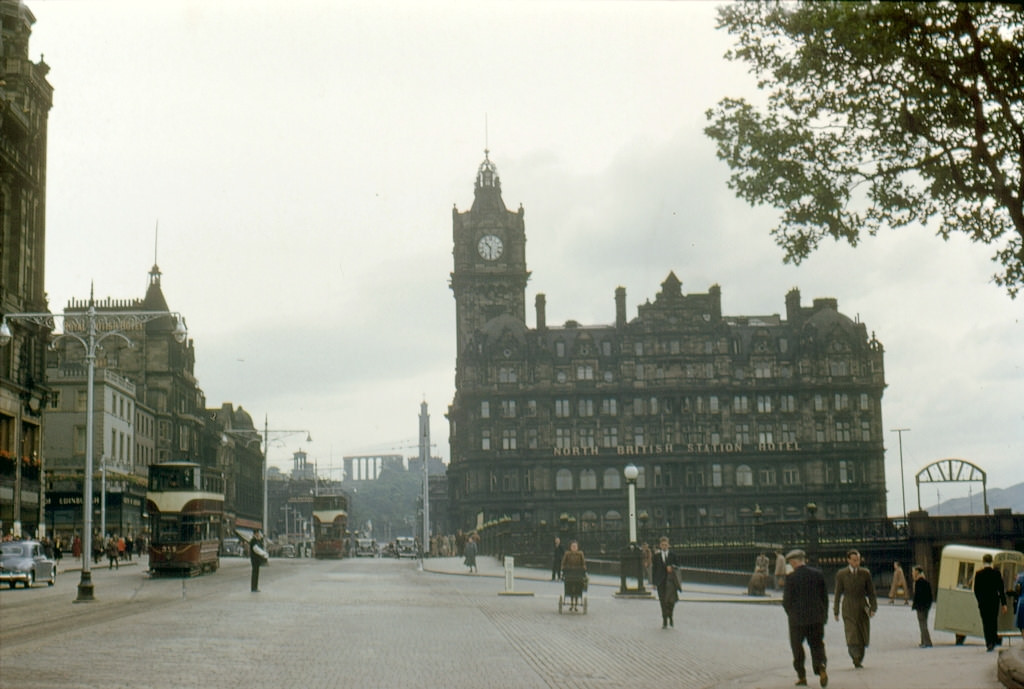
[559,567,588,614]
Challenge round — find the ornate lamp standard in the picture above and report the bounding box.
[618,463,647,596]
[1,294,186,602]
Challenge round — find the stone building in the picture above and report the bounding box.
[446,153,887,535]
[0,0,53,537]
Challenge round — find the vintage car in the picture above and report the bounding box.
[394,537,418,559]
[354,538,377,557]
[0,540,57,589]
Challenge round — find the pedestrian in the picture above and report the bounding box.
[833,549,876,668]
[71,534,81,559]
[973,552,1007,651]
[124,535,133,561]
[551,536,565,581]
[641,542,653,586]
[911,565,933,648]
[888,561,909,605]
[249,529,268,592]
[651,536,681,629]
[105,536,119,570]
[117,535,126,561]
[1013,569,1024,641]
[749,551,770,596]
[782,549,828,688]
[560,540,587,611]
[775,550,788,589]
[463,532,478,573]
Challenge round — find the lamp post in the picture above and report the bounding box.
[261,417,311,534]
[891,428,910,520]
[1,295,186,602]
[618,463,646,595]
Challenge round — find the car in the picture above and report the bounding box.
[354,538,377,557]
[221,537,246,557]
[0,540,57,589]
[279,544,297,558]
[394,537,418,559]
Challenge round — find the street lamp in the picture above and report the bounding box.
[618,463,646,596]
[1,294,186,602]
[891,428,910,520]
[261,416,311,534]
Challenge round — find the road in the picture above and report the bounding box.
[0,555,1009,689]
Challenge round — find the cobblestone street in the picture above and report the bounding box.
[0,555,1008,689]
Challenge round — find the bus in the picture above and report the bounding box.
[312,493,348,559]
[147,462,225,576]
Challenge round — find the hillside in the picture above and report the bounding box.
[923,481,1024,515]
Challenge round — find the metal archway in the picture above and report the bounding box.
[915,458,988,515]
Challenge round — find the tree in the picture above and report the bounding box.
[704,2,1024,297]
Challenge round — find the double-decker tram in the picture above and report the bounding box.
[312,493,348,559]
[147,462,225,576]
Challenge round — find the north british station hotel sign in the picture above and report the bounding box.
[552,442,803,457]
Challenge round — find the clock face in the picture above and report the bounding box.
[477,234,504,260]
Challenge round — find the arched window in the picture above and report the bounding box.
[603,468,621,490]
[556,469,573,491]
[579,469,597,490]
[736,464,753,487]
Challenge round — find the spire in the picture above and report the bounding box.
[471,149,506,213]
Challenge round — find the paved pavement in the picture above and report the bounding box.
[0,553,1012,689]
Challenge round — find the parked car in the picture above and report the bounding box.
[354,538,377,557]
[221,537,246,557]
[394,537,418,559]
[0,540,57,589]
[279,544,297,558]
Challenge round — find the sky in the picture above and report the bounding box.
[25,0,1022,516]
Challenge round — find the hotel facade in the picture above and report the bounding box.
[447,154,887,535]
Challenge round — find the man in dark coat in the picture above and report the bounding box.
[973,553,1008,651]
[833,549,877,668]
[249,529,268,593]
[551,537,565,581]
[651,536,681,629]
[911,565,933,648]
[783,549,829,687]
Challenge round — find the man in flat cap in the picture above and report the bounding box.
[783,549,828,687]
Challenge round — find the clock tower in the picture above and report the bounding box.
[450,151,529,358]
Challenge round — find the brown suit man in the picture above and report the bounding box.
[833,549,877,668]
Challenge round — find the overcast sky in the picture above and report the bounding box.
[27,1,1021,516]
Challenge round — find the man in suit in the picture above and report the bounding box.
[973,553,1008,651]
[783,549,828,687]
[651,536,681,629]
[833,549,877,668]
[911,565,933,648]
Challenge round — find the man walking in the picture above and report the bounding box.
[782,549,828,687]
[911,565,933,648]
[652,536,681,629]
[833,549,877,668]
[973,553,1008,651]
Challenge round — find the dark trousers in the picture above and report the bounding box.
[657,582,677,622]
[250,563,261,592]
[789,623,826,678]
[916,609,932,646]
[979,606,1000,648]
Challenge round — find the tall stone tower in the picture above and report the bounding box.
[449,152,530,361]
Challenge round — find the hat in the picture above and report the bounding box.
[785,549,806,562]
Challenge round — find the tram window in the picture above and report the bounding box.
[158,518,178,542]
[956,561,975,590]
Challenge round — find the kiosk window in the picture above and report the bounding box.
[957,561,975,589]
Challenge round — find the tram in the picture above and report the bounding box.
[312,493,348,559]
[147,462,225,576]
